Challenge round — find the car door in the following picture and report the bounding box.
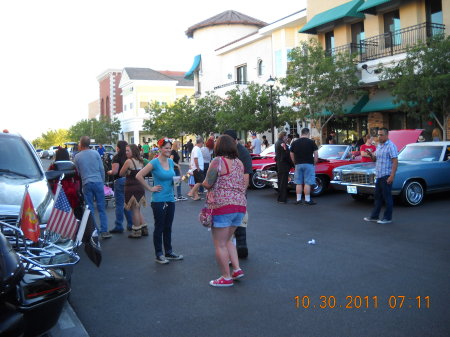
[424,145,450,191]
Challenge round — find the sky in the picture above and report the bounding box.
[1,0,306,141]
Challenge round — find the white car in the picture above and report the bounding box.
[47,146,59,158]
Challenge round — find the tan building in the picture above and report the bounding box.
[300,0,449,141]
[88,99,100,119]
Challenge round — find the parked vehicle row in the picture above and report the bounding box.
[254,130,450,206]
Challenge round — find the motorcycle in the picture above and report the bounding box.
[0,221,79,337]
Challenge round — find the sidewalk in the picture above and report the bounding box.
[49,302,89,337]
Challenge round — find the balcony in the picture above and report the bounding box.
[213,81,249,90]
[328,22,446,62]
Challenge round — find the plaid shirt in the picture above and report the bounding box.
[375,139,398,178]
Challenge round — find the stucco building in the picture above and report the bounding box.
[117,67,194,144]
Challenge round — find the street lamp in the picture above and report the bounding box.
[266,75,276,144]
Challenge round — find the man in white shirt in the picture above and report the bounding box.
[250,133,262,154]
[187,137,204,201]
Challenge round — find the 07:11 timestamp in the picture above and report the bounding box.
[294,295,430,309]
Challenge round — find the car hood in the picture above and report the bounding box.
[337,162,376,172]
[0,175,53,221]
[389,129,423,152]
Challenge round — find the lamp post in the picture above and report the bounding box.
[266,76,276,144]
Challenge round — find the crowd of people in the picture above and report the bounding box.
[50,131,256,287]
[51,125,434,286]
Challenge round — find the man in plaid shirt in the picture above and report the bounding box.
[364,128,398,224]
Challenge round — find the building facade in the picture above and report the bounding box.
[186,1,449,143]
[300,0,449,141]
[97,69,123,118]
[118,68,194,144]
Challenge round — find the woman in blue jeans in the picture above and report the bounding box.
[107,140,133,233]
[136,138,183,264]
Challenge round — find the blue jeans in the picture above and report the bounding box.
[370,176,393,221]
[114,177,133,230]
[83,182,109,233]
[174,168,182,198]
[151,202,175,257]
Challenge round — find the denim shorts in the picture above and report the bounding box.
[212,212,245,228]
[294,164,315,185]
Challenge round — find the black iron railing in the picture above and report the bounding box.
[214,81,249,90]
[328,22,445,62]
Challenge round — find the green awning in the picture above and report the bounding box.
[357,0,392,14]
[184,54,201,80]
[361,90,400,113]
[322,94,369,116]
[299,0,365,34]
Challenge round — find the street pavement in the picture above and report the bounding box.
[64,170,450,337]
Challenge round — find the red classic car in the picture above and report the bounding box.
[250,144,275,188]
[255,130,423,196]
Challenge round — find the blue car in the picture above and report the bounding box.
[330,141,450,206]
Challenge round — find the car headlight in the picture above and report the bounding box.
[333,171,341,181]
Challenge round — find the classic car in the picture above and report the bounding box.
[257,144,362,196]
[250,144,275,189]
[330,141,450,206]
[256,130,423,196]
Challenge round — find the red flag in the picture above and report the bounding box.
[47,185,79,240]
[20,187,40,242]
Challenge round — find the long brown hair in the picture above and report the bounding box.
[214,135,238,159]
[128,144,143,164]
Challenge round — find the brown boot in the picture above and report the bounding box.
[141,224,149,236]
[128,225,142,238]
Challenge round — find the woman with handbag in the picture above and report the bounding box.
[202,135,247,287]
[136,138,183,264]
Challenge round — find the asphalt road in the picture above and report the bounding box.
[64,168,450,337]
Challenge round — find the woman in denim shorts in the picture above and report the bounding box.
[203,135,247,287]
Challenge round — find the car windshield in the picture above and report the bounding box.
[398,145,443,162]
[260,144,275,156]
[0,135,42,179]
[104,145,115,152]
[318,145,348,159]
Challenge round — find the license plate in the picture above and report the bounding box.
[347,185,357,194]
[273,182,278,189]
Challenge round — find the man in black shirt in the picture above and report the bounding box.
[290,128,318,205]
[275,131,291,203]
[224,130,252,258]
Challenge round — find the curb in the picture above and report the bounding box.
[49,302,89,337]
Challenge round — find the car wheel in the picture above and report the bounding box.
[311,176,328,197]
[250,171,266,189]
[400,180,424,206]
[351,194,369,201]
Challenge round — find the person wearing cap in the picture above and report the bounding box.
[250,133,262,155]
[223,130,252,258]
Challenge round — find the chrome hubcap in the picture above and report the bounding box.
[406,182,423,205]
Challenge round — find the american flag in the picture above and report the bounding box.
[47,185,78,240]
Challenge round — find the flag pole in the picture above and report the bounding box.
[18,184,30,250]
[75,207,90,249]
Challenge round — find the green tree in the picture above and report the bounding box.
[380,34,450,140]
[188,92,221,137]
[68,116,121,144]
[143,97,194,139]
[217,83,289,136]
[32,129,70,149]
[281,38,363,141]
